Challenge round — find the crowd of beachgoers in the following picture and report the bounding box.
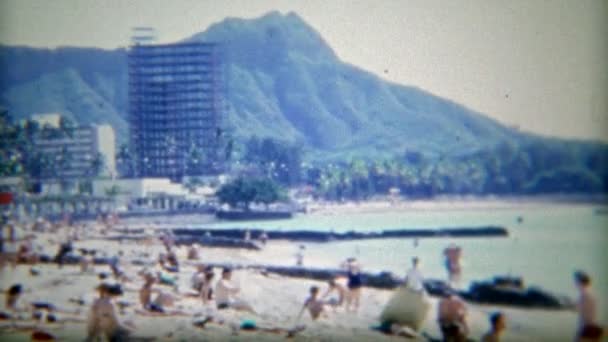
[0,212,604,341]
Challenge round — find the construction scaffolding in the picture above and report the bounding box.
[128,40,224,180]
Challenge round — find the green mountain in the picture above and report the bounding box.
[189,11,526,159]
[0,11,606,173]
[0,46,128,141]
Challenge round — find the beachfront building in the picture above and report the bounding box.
[30,114,116,180]
[128,40,224,181]
[92,178,215,213]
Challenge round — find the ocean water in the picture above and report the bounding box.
[200,202,608,313]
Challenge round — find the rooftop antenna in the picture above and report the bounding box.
[131,27,157,45]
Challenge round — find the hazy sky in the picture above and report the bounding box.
[1,0,607,142]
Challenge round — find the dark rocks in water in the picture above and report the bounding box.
[174,236,262,250]
[461,276,574,309]
[198,262,449,292]
[172,226,508,242]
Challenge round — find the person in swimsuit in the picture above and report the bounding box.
[443,244,462,284]
[343,258,363,312]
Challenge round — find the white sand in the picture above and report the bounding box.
[0,224,583,341]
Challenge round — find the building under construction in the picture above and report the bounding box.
[128,33,224,180]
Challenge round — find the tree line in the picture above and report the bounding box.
[231,136,608,201]
[0,110,105,194]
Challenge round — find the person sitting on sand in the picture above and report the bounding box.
[404,257,425,292]
[298,286,326,320]
[80,249,96,273]
[187,244,200,260]
[574,270,604,342]
[17,234,39,264]
[109,251,127,281]
[200,270,215,305]
[54,236,73,268]
[5,284,24,311]
[137,273,187,317]
[139,273,161,311]
[437,290,469,342]
[322,279,347,309]
[191,264,207,292]
[1,223,22,269]
[159,249,179,273]
[86,283,131,342]
[215,268,256,313]
[481,312,506,342]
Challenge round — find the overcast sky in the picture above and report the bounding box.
[1,0,606,142]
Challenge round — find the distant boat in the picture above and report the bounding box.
[215,209,293,221]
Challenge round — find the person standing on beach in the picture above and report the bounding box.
[404,257,425,292]
[342,258,363,312]
[295,245,305,267]
[481,312,506,342]
[574,271,604,342]
[259,231,268,245]
[443,244,462,284]
[437,290,469,342]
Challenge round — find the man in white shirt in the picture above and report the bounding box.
[404,257,425,292]
[215,268,256,314]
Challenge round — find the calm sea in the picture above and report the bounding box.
[199,202,608,311]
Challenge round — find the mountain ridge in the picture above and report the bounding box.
[0,11,606,159]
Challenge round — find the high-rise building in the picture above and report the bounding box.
[128,41,224,181]
[30,114,116,179]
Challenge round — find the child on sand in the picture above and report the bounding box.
[481,312,506,342]
[322,279,347,309]
[298,286,326,320]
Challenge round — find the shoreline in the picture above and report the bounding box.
[106,195,608,228]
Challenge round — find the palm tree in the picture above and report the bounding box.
[116,144,134,178]
[59,116,76,138]
[89,152,105,178]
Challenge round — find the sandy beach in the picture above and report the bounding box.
[0,216,590,342]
